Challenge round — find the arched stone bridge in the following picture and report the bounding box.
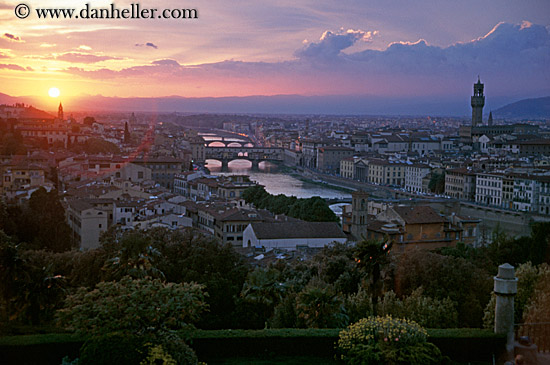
[205,146,283,171]
[206,137,255,148]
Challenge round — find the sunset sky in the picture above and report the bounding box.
[1,0,549,112]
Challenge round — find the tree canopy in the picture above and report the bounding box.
[57,276,207,336]
[242,185,338,222]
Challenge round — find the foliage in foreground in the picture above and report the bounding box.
[483,262,550,328]
[378,288,458,329]
[78,331,198,365]
[56,276,208,336]
[338,316,448,365]
[56,277,206,365]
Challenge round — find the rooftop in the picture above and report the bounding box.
[249,221,346,240]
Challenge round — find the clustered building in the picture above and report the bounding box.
[262,79,550,218]
[1,77,549,253]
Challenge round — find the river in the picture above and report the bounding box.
[205,159,351,200]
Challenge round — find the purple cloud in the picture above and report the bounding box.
[151,59,180,66]
[54,52,121,64]
[2,33,23,42]
[0,63,26,71]
[63,21,550,98]
[135,42,158,49]
[296,29,378,59]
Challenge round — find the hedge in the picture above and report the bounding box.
[0,328,505,364]
[0,333,84,365]
[189,328,505,362]
[189,329,341,360]
[427,328,506,362]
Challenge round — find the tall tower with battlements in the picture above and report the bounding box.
[471,77,485,127]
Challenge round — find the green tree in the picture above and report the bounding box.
[154,228,249,329]
[71,137,120,154]
[428,172,445,194]
[23,187,72,252]
[523,264,550,324]
[354,239,392,316]
[0,199,13,234]
[395,250,491,327]
[57,276,207,336]
[242,186,338,222]
[270,293,299,328]
[0,232,66,326]
[83,116,96,126]
[527,222,550,264]
[486,222,550,267]
[241,267,287,321]
[295,279,348,328]
[344,287,373,324]
[1,131,26,155]
[101,230,164,281]
[313,242,363,295]
[378,288,458,329]
[0,231,27,324]
[483,262,550,328]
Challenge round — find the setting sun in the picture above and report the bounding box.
[48,87,60,98]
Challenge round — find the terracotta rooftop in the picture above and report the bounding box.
[249,221,346,240]
[392,206,446,225]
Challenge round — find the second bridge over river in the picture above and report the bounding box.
[205,146,284,171]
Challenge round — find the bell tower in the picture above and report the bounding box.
[351,190,369,241]
[471,76,485,127]
[58,102,64,121]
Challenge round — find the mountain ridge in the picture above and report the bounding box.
[493,96,550,120]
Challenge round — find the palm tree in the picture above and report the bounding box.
[354,239,392,316]
[296,279,348,328]
[241,267,287,321]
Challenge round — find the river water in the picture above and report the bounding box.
[205,159,351,200]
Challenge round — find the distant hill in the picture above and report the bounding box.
[18,106,55,119]
[0,92,20,105]
[494,96,550,120]
[3,91,547,117]
[0,92,476,116]
[0,98,55,119]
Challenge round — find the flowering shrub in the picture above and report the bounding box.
[338,315,446,365]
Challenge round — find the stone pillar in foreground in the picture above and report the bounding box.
[494,263,518,354]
